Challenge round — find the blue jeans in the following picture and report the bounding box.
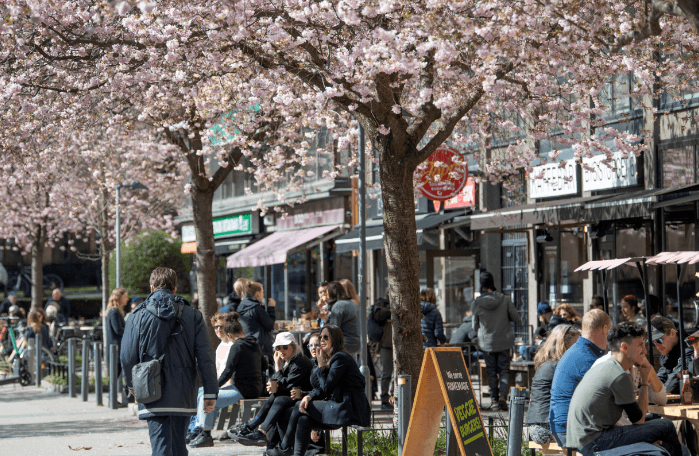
[482,349,510,403]
[580,418,681,456]
[194,385,243,430]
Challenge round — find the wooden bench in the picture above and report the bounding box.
[529,441,578,455]
[214,398,266,431]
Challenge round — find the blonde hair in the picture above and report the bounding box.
[234,278,251,297]
[27,310,44,334]
[107,288,128,316]
[340,279,360,305]
[533,324,580,369]
[582,308,612,333]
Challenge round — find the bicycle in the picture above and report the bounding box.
[8,264,64,298]
[0,316,52,385]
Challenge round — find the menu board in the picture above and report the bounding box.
[403,348,493,456]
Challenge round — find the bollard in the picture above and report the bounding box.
[109,344,119,409]
[81,336,88,401]
[68,339,76,397]
[27,337,35,385]
[397,375,412,456]
[94,342,102,406]
[35,333,42,387]
[506,387,526,456]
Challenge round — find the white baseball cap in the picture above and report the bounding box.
[273,332,296,347]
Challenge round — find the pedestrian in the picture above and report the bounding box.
[372,294,394,409]
[323,281,360,355]
[125,296,143,321]
[107,288,129,403]
[420,288,447,349]
[472,271,520,411]
[237,282,276,360]
[44,288,70,323]
[121,267,217,456]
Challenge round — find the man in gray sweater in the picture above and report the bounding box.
[472,271,520,411]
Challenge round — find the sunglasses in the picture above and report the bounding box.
[654,337,664,345]
[321,334,330,340]
[275,345,290,351]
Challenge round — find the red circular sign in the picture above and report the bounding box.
[417,146,469,201]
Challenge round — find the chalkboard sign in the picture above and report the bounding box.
[403,347,493,456]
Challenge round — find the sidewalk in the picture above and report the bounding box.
[0,384,266,456]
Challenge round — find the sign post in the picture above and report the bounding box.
[403,347,493,456]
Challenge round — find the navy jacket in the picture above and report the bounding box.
[45,296,70,322]
[237,295,276,358]
[25,323,52,350]
[420,301,446,349]
[120,289,217,419]
[308,351,370,427]
[658,340,695,394]
[107,308,125,349]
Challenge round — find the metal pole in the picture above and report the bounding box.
[110,344,119,409]
[284,261,290,321]
[636,260,654,363]
[116,184,121,288]
[68,338,76,397]
[81,336,88,401]
[358,123,370,400]
[35,333,42,387]
[506,387,526,456]
[602,270,609,315]
[397,375,412,456]
[677,263,687,373]
[94,342,102,406]
[27,337,35,385]
[319,241,325,283]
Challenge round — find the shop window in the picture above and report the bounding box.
[662,145,697,188]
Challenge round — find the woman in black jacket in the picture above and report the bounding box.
[291,325,370,456]
[234,332,314,448]
[106,288,128,363]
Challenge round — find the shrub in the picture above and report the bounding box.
[109,230,191,295]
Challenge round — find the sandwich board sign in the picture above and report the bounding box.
[403,347,493,456]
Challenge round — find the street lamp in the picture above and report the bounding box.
[115,181,149,288]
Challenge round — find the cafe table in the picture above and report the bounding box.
[648,400,699,442]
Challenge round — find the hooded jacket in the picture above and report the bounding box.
[217,334,264,398]
[472,291,520,353]
[237,294,276,358]
[120,289,218,419]
[420,301,446,349]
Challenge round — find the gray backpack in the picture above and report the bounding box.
[131,301,184,404]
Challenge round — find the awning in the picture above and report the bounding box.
[470,195,607,230]
[334,211,461,254]
[584,183,699,220]
[226,225,342,268]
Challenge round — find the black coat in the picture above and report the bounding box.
[218,334,264,398]
[25,323,52,350]
[658,340,695,394]
[237,295,276,357]
[373,298,393,349]
[219,295,242,314]
[308,351,370,427]
[525,360,557,425]
[271,353,314,395]
[45,296,70,322]
[107,308,125,349]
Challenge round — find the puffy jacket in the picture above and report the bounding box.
[218,334,264,398]
[420,301,446,349]
[270,353,314,395]
[472,291,519,352]
[120,289,218,419]
[327,299,361,354]
[237,294,276,358]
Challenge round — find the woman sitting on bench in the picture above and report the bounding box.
[287,325,370,456]
[188,313,264,448]
[232,331,314,447]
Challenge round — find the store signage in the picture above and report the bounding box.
[403,348,493,456]
[417,146,469,202]
[276,197,346,230]
[582,151,639,191]
[181,213,254,242]
[529,160,578,199]
[444,179,476,209]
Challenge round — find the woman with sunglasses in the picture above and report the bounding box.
[234,332,314,447]
[289,325,370,456]
[526,324,580,445]
[188,312,264,448]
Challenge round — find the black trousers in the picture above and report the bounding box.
[293,401,340,456]
[248,393,276,429]
[260,395,295,433]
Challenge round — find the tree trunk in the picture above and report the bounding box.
[191,186,218,347]
[377,140,424,398]
[30,224,44,310]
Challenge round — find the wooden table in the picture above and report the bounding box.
[648,402,699,443]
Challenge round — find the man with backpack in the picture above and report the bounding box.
[370,294,393,410]
[121,267,218,456]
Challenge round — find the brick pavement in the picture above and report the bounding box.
[0,384,269,456]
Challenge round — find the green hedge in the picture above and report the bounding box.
[108,230,191,296]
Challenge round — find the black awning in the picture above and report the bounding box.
[334,211,462,253]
